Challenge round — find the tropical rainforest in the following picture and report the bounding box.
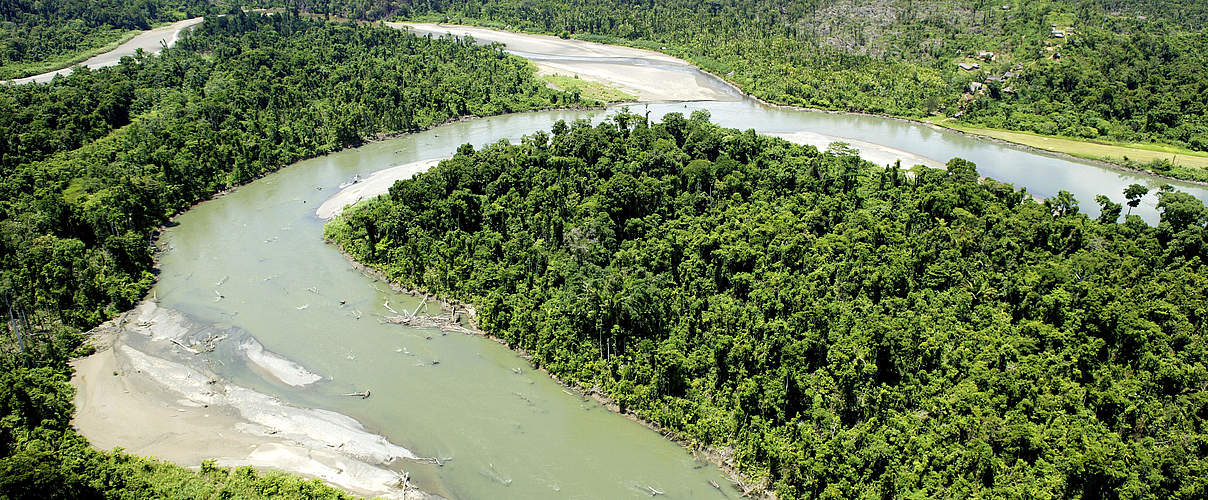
[13,2,1208,177]
[328,112,1208,498]
[0,10,580,496]
[4,0,1208,498]
[282,0,1208,177]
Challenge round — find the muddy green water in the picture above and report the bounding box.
[150,96,1204,498]
[156,110,729,499]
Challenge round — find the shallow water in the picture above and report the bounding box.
[142,30,1207,500]
[152,100,1201,498]
[156,110,733,499]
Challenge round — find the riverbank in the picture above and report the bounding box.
[158,104,606,253]
[316,158,449,220]
[766,131,946,169]
[72,301,441,499]
[394,23,738,103]
[314,126,945,225]
[9,17,205,85]
[395,19,1208,187]
[700,64,1208,187]
[0,28,139,80]
[325,224,771,498]
[923,118,1208,185]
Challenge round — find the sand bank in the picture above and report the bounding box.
[393,23,738,102]
[767,130,947,169]
[71,301,435,499]
[317,157,448,220]
[11,17,204,85]
[239,338,323,387]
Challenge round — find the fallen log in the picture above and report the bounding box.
[385,314,465,329]
[410,294,428,317]
[201,334,228,352]
[414,456,451,466]
[170,338,200,355]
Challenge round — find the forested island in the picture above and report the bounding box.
[328,112,1207,497]
[0,10,583,496]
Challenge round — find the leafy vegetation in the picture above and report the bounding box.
[0,368,354,499]
[329,112,1208,498]
[928,118,1208,181]
[303,0,1208,180]
[541,72,636,103]
[0,10,580,495]
[0,0,216,79]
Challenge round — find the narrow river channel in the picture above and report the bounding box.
[74,22,1206,500]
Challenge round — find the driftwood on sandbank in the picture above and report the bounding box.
[383,295,475,334]
[385,314,475,334]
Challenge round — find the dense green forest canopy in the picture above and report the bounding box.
[297,0,1208,155]
[0,0,217,79]
[328,112,1208,498]
[16,1,1204,169]
[0,11,579,496]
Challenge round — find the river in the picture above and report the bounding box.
[9,17,204,85]
[71,21,1205,500]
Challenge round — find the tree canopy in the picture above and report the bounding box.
[337,0,1208,166]
[0,11,581,495]
[0,0,217,79]
[329,111,1208,498]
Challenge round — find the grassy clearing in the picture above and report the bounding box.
[540,73,636,103]
[927,117,1208,182]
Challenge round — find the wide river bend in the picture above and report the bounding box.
[71,22,1206,500]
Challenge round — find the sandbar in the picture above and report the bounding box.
[317,158,448,220]
[767,130,947,169]
[393,23,738,102]
[11,17,204,85]
[71,301,436,499]
[239,338,323,387]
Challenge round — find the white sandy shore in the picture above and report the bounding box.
[10,17,204,85]
[239,338,323,387]
[317,158,449,220]
[393,23,737,102]
[392,23,945,173]
[72,301,434,499]
[127,300,192,341]
[766,130,948,169]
